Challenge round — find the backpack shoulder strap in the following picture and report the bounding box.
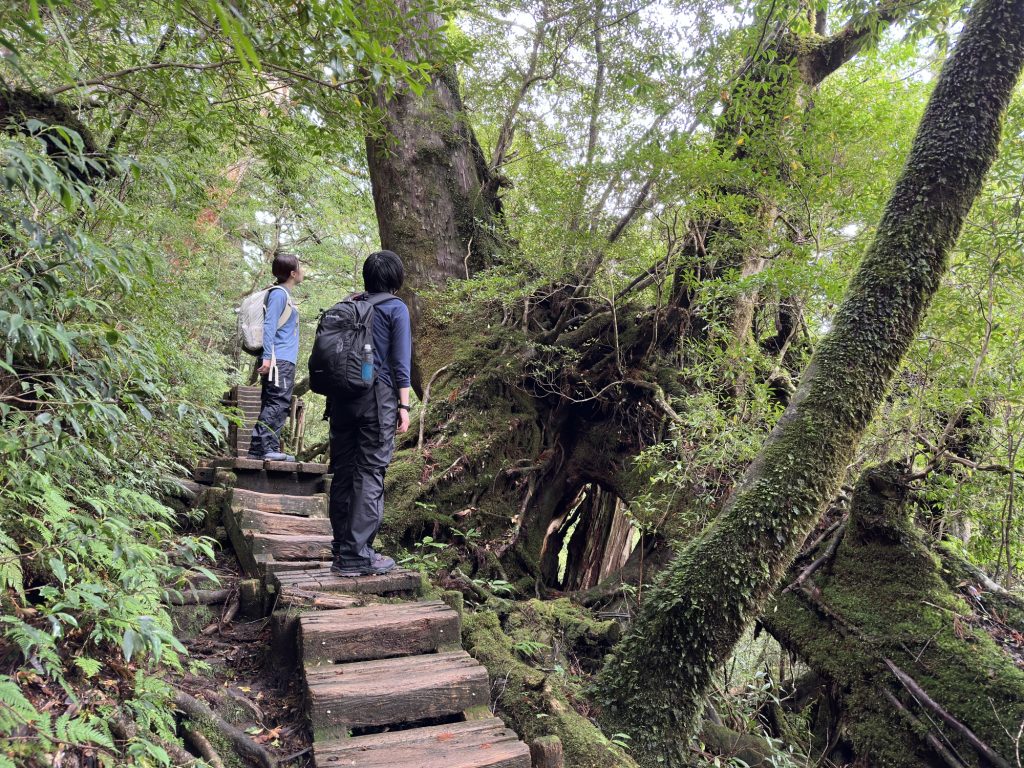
[365,292,397,307]
[266,285,293,330]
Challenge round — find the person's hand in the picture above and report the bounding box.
[257,359,271,376]
[397,408,410,434]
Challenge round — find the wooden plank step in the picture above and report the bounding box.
[236,508,332,536]
[214,457,328,474]
[313,718,530,767]
[305,651,489,732]
[279,588,363,610]
[273,564,421,596]
[249,532,332,561]
[231,489,326,517]
[302,601,460,665]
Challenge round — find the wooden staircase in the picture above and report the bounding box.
[201,456,531,768]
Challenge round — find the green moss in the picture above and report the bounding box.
[463,609,638,768]
[764,465,1024,767]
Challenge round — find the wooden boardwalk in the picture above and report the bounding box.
[212,457,531,768]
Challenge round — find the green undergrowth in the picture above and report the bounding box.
[0,60,230,766]
[379,311,545,552]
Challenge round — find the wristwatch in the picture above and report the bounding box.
[398,404,411,411]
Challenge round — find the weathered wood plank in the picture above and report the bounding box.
[279,588,362,610]
[248,532,332,561]
[301,601,460,665]
[273,564,421,596]
[305,651,489,731]
[231,488,327,517]
[223,496,263,577]
[314,718,531,768]
[236,508,331,536]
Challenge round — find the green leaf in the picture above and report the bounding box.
[121,628,140,662]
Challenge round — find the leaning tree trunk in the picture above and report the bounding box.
[762,463,1024,768]
[596,0,1024,763]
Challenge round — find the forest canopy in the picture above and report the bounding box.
[0,0,1023,766]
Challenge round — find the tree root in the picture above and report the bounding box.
[172,689,276,768]
[761,463,1024,767]
[201,590,240,635]
[783,520,846,594]
[168,588,231,606]
[883,659,1011,768]
[111,713,197,766]
[181,724,226,768]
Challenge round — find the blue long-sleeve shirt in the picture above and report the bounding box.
[262,286,299,364]
[368,294,412,389]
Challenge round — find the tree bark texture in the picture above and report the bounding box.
[596,1,1024,762]
[366,66,503,291]
[365,3,505,300]
[364,7,507,391]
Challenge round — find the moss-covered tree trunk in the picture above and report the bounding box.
[762,463,1024,768]
[596,0,1024,762]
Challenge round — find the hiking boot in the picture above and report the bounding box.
[330,551,396,578]
[263,451,296,462]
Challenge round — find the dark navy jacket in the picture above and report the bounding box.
[365,293,412,390]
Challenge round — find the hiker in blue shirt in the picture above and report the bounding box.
[329,250,412,577]
[248,252,303,461]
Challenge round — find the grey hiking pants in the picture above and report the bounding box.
[248,360,295,458]
[328,379,398,568]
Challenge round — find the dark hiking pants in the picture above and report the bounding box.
[328,379,398,568]
[248,360,295,458]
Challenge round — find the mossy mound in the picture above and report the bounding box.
[763,464,1024,767]
[463,602,637,768]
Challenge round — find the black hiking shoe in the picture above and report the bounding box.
[330,552,396,578]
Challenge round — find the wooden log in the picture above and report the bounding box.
[238,578,264,617]
[305,651,489,734]
[314,718,530,767]
[301,601,460,665]
[529,735,564,768]
[236,508,331,536]
[273,564,421,596]
[231,488,327,517]
[167,588,230,606]
[278,588,361,610]
[247,532,332,561]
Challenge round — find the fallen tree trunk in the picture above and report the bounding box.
[761,463,1024,768]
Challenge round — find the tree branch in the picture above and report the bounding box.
[50,60,238,95]
[800,0,921,85]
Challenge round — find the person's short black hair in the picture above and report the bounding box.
[363,250,404,293]
[271,251,299,283]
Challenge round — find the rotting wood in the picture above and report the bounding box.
[305,650,490,732]
[300,600,460,665]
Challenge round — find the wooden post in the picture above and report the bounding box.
[529,735,564,768]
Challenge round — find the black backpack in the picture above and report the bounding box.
[307,293,395,397]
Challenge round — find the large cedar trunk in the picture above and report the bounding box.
[596,1,1024,762]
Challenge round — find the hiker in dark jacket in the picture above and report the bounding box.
[329,250,412,577]
[248,251,303,461]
